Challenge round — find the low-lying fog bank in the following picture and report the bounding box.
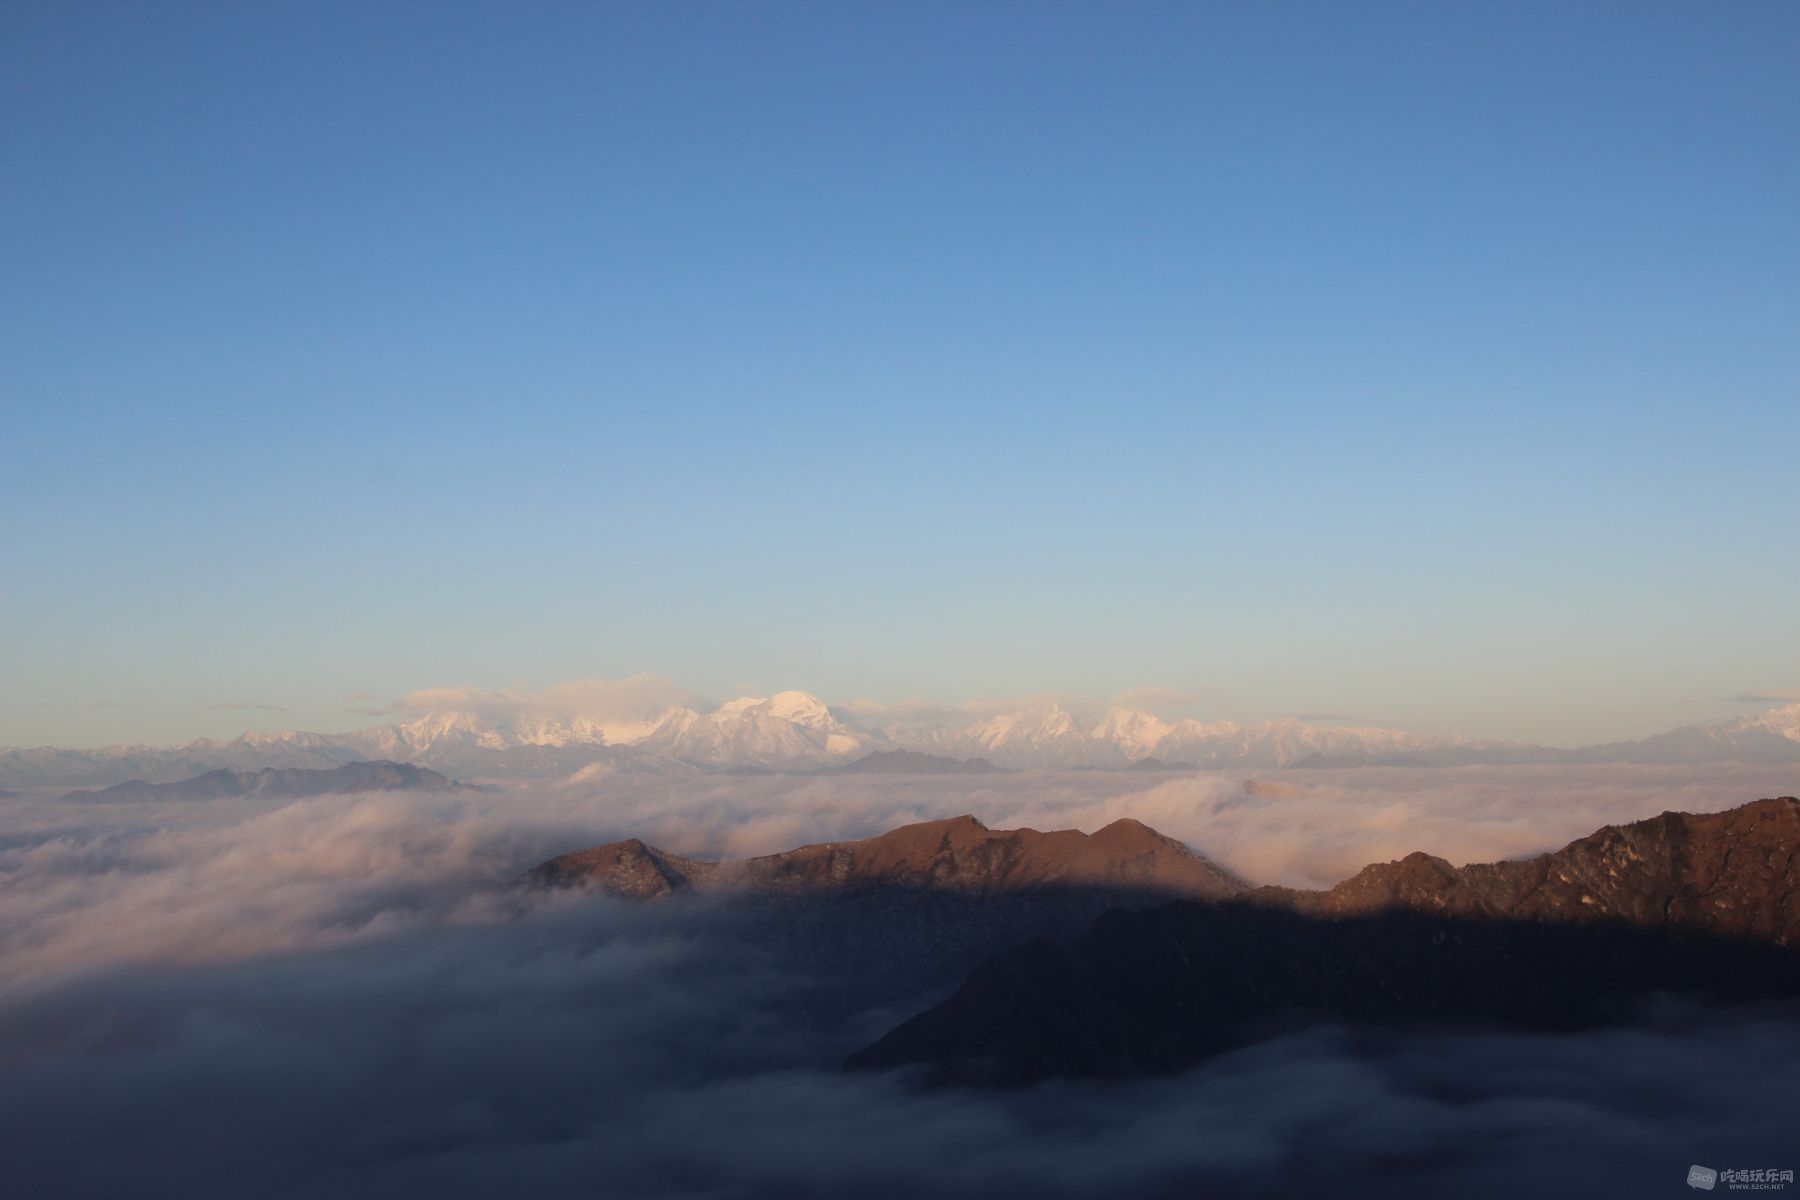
[2,763,1795,1198]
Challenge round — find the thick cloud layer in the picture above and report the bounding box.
[2,766,1797,1198]
[6,761,1796,985]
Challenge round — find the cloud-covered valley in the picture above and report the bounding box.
[3,765,1797,1198]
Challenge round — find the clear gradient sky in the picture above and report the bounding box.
[3,1,1797,749]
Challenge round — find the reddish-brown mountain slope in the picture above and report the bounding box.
[527,814,1245,900]
[1261,794,1800,944]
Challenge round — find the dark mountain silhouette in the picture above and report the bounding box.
[811,749,1005,775]
[1288,752,1429,768]
[526,814,1246,900]
[1125,756,1194,772]
[850,796,1800,1084]
[59,760,462,803]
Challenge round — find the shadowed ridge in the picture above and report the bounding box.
[1276,850,1464,913]
[521,815,1250,1013]
[849,796,1800,1084]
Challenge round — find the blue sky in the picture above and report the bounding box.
[3,1,1797,748]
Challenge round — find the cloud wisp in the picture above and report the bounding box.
[392,674,700,726]
[839,690,1101,729]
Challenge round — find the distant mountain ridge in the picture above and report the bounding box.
[57,760,461,803]
[6,694,1799,787]
[809,749,1005,775]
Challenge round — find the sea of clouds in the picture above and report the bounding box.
[2,764,1797,1198]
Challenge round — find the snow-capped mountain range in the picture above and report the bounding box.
[4,694,1799,789]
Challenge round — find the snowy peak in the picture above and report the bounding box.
[370,708,692,752]
[1740,702,1800,742]
[712,697,764,719]
[765,690,841,731]
[1581,700,1800,764]
[587,709,687,747]
[971,703,1081,745]
[894,702,1111,769]
[711,691,844,732]
[635,692,875,767]
[389,711,510,751]
[1090,708,1173,759]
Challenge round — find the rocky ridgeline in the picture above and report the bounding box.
[525,814,1248,901]
[849,797,1800,1083]
[1263,795,1800,944]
